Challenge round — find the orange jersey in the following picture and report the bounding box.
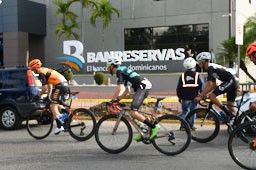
[37,67,67,86]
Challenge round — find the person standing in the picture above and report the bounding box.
[210,48,216,63]
[176,57,203,130]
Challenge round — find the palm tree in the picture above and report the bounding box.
[90,0,120,28]
[217,14,256,82]
[54,0,79,39]
[90,0,120,50]
[54,0,119,40]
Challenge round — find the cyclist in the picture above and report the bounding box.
[29,59,70,134]
[177,57,203,130]
[194,52,238,120]
[245,42,256,112]
[106,56,160,142]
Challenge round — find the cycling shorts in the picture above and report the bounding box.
[131,88,150,111]
[212,79,238,102]
[51,82,70,105]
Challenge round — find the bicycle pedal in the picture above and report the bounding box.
[142,138,151,144]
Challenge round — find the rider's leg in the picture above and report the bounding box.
[131,88,159,140]
[208,93,231,115]
[130,88,155,128]
[50,103,62,128]
[227,101,236,114]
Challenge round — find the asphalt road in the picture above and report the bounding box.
[0,124,241,170]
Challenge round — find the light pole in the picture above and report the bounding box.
[229,0,233,38]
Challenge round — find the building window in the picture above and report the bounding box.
[125,24,209,54]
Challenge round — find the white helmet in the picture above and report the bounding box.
[107,56,122,66]
[196,52,211,62]
[183,57,197,70]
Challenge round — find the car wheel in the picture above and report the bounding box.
[0,107,21,130]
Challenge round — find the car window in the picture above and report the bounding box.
[0,69,26,89]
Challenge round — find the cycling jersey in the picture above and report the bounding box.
[36,67,67,86]
[36,67,69,104]
[115,66,152,111]
[207,64,235,82]
[116,66,152,91]
[207,64,238,102]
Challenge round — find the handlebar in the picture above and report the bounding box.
[198,97,211,107]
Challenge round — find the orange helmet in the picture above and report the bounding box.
[29,59,42,69]
[246,43,256,57]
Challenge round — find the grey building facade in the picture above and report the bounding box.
[0,0,255,72]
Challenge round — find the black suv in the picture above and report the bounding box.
[0,66,40,130]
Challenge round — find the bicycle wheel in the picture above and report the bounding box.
[152,114,191,156]
[228,121,256,170]
[26,108,53,139]
[67,108,96,141]
[185,108,220,143]
[95,114,133,154]
[236,110,256,126]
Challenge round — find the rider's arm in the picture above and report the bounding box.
[199,66,216,97]
[112,70,127,100]
[112,84,126,100]
[47,84,53,101]
[198,80,216,97]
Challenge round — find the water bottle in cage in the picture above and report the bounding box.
[140,123,149,133]
[58,109,68,124]
[212,105,227,121]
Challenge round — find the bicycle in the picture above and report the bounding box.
[26,92,96,141]
[185,91,256,143]
[94,97,191,155]
[228,120,256,170]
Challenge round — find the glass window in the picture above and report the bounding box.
[0,70,26,89]
[125,23,209,53]
[125,28,153,50]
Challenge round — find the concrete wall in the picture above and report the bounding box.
[44,0,231,65]
[3,32,28,66]
[0,0,46,66]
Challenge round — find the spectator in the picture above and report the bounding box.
[176,57,203,130]
[210,48,216,63]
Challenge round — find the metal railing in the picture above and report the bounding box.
[239,83,256,92]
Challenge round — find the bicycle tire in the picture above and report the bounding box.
[228,121,256,170]
[67,108,96,141]
[152,114,191,156]
[26,108,53,139]
[95,114,133,154]
[227,110,256,134]
[185,108,220,143]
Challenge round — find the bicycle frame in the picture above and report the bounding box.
[203,91,249,128]
[110,99,170,140]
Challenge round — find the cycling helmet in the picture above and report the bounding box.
[29,59,42,69]
[107,57,122,66]
[183,57,197,70]
[246,43,256,57]
[196,52,211,62]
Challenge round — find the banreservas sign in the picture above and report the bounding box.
[58,40,185,73]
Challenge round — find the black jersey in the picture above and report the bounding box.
[207,64,234,82]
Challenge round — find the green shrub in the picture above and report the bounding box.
[94,72,108,85]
